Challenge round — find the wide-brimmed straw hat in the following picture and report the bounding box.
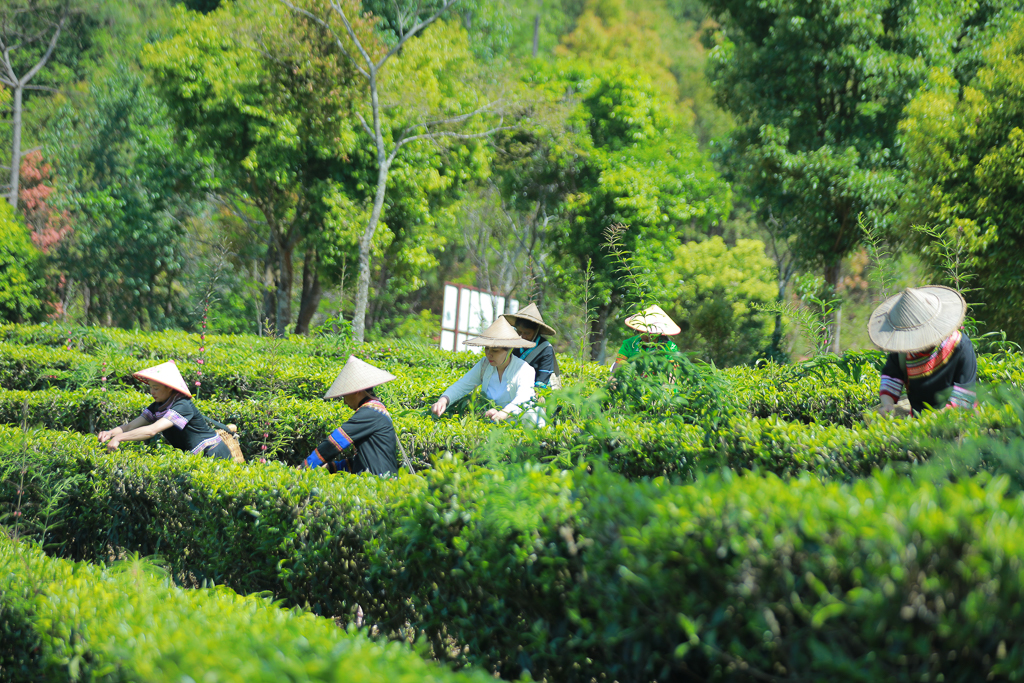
[624,304,681,336]
[503,303,556,337]
[464,317,536,348]
[868,286,966,353]
[324,356,397,400]
[134,360,192,398]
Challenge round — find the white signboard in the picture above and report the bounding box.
[440,282,519,353]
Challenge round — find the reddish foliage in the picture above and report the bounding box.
[19,151,73,254]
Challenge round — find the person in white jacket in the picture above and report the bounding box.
[431,317,543,425]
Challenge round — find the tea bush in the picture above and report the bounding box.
[6,426,1024,681]
[0,385,1018,479]
[0,536,494,683]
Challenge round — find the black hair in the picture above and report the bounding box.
[515,318,540,331]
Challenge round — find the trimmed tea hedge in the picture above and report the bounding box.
[0,386,1018,479]
[0,536,493,683]
[6,425,1024,681]
[0,340,606,406]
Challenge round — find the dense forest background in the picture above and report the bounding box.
[1,0,1021,364]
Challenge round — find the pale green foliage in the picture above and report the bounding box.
[657,236,776,366]
[900,17,1024,341]
[0,202,48,323]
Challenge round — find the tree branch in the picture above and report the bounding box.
[276,0,369,78]
[355,111,374,138]
[376,0,459,70]
[328,0,376,72]
[18,11,66,86]
[389,122,512,163]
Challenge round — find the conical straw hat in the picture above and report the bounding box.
[503,302,556,337]
[624,304,681,336]
[463,317,536,348]
[324,355,397,400]
[133,360,192,398]
[868,286,966,353]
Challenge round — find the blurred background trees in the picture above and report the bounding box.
[1,0,1020,364]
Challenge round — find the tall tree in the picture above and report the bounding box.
[704,0,972,350]
[280,0,506,343]
[45,65,207,328]
[0,0,70,207]
[900,15,1024,341]
[144,0,365,335]
[540,60,730,359]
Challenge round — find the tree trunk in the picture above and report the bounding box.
[262,236,278,334]
[352,157,391,344]
[276,237,294,337]
[7,86,22,207]
[589,302,611,362]
[824,260,842,353]
[295,247,323,335]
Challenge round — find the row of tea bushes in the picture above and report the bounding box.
[4,426,1024,681]
[0,340,883,428]
[0,536,493,683]
[0,386,1016,480]
[0,341,608,407]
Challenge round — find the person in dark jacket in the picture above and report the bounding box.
[304,356,399,476]
[503,303,559,389]
[98,360,234,459]
[869,286,977,415]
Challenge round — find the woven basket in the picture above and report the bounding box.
[216,429,245,464]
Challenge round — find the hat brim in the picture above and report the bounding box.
[502,313,556,337]
[324,356,397,400]
[464,335,536,348]
[868,286,966,352]
[134,362,192,398]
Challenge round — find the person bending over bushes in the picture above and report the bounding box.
[610,304,681,375]
[870,286,978,416]
[503,303,560,389]
[304,356,399,476]
[431,317,544,426]
[98,361,235,459]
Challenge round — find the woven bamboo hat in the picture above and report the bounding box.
[464,317,536,348]
[624,304,681,336]
[503,303,556,337]
[324,356,397,400]
[134,360,192,398]
[868,286,966,353]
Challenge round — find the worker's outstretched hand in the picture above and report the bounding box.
[98,428,121,443]
[105,437,121,451]
[431,397,449,417]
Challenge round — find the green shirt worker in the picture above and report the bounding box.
[610,304,681,374]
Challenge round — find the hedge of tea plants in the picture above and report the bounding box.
[3,384,1020,479]
[0,536,495,683]
[5,425,1024,681]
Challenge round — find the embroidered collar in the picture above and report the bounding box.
[905,329,961,379]
[359,399,391,418]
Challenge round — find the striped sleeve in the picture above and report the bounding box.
[879,375,904,402]
[163,409,189,430]
[947,384,977,409]
[141,408,155,423]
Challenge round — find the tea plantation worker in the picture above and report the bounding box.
[97,360,234,459]
[503,303,560,389]
[869,285,977,415]
[610,304,681,374]
[430,317,543,425]
[303,356,400,476]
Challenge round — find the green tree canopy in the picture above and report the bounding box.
[0,200,49,322]
[656,236,776,366]
[538,59,730,358]
[704,0,981,348]
[900,17,1024,341]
